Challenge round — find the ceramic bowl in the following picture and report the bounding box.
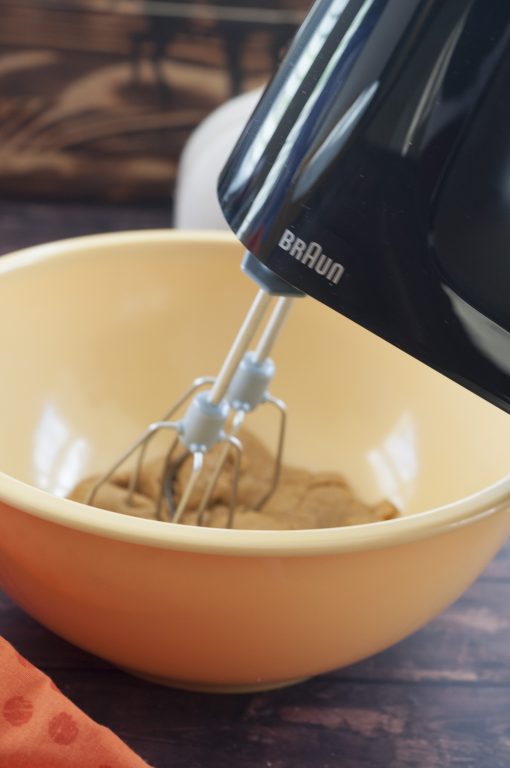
[1,230,509,692]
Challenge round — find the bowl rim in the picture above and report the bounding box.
[1,229,510,557]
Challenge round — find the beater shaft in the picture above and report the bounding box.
[208,289,272,406]
[252,297,294,364]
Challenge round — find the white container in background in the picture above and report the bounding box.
[174,88,263,230]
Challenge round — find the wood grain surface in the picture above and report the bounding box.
[1,202,510,768]
[0,0,309,203]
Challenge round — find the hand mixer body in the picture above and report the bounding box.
[218,0,510,413]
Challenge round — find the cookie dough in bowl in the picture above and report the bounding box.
[71,428,399,529]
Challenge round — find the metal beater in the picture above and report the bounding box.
[86,261,300,526]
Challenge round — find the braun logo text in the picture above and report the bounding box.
[278,230,344,285]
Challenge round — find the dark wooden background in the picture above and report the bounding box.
[0,0,308,203]
[1,201,510,767]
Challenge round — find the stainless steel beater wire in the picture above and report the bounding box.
[126,376,215,505]
[225,434,243,529]
[154,434,180,522]
[85,420,179,505]
[253,394,287,510]
[207,289,273,406]
[173,451,204,524]
[196,409,246,525]
[252,296,294,365]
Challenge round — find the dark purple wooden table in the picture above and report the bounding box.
[1,201,510,768]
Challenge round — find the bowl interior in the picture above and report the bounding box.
[1,231,510,516]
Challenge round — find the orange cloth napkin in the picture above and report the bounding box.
[0,635,151,768]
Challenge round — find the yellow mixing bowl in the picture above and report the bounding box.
[1,230,509,692]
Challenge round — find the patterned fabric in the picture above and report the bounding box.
[0,635,150,768]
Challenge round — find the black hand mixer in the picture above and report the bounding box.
[91,0,510,525]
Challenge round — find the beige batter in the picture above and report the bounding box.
[70,428,398,530]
